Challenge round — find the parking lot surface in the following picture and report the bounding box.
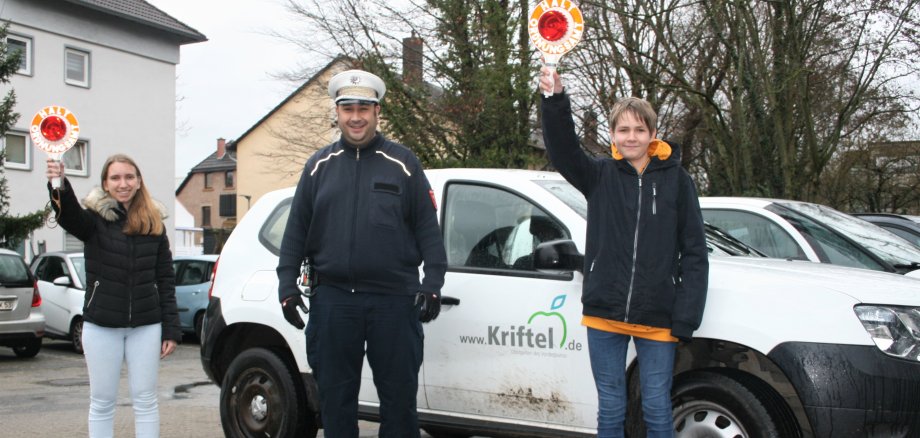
[0,337,417,437]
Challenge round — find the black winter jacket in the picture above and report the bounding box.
[541,93,709,340]
[277,134,447,301]
[49,179,181,342]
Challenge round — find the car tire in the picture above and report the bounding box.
[667,369,795,438]
[71,317,84,354]
[194,312,205,342]
[219,347,318,438]
[13,338,41,358]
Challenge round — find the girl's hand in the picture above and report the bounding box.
[161,340,177,359]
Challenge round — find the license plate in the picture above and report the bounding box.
[0,300,13,311]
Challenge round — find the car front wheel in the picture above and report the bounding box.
[219,347,317,438]
[670,369,798,438]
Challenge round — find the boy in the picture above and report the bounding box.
[539,67,708,437]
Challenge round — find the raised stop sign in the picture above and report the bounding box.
[538,10,568,42]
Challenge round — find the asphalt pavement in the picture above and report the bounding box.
[0,336,400,437]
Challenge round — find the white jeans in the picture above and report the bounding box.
[82,322,162,438]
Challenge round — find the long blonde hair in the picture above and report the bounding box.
[100,154,164,236]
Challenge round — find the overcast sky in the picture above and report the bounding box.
[147,0,312,179]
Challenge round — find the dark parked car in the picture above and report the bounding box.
[0,248,44,358]
[852,213,920,249]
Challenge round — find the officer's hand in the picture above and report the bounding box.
[416,291,441,323]
[281,295,307,329]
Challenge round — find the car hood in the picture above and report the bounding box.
[710,256,920,305]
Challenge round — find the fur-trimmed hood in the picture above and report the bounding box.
[82,187,168,222]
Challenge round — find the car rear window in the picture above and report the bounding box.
[0,254,31,285]
[259,198,293,256]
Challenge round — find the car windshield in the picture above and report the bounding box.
[705,224,766,257]
[535,179,587,219]
[72,256,86,287]
[778,201,920,273]
[763,204,889,271]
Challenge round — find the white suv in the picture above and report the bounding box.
[201,169,920,438]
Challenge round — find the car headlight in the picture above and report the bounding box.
[854,305,920,361]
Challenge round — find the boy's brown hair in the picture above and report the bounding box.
[608,97,657,133]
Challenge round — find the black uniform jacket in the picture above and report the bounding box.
[277,134,447,301]
[541,93,709,340]
[49,179,181,342]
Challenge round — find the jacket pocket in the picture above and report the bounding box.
[370,179,403,230]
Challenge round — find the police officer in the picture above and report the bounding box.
[277,69,447,438]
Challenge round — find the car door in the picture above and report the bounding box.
[33,256,72,336]
[422,181,595,429]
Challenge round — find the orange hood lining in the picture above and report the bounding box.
[611,139,672,161]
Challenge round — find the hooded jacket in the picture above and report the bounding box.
[49,179,181,342]
[276,134,447,301]
[541,93,709,340]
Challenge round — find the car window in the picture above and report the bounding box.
[71,256,86,287]
[178,260,210,286]
[259,198,293,256]
[35,256,69,282]
[0,254,30,284]
[443,183,569,271]
[702,209,806,260]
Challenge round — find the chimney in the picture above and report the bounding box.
[402,32,423,86]
[217,137,226,159]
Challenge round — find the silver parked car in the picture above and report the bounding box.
[0,248,45,358]
[701,197,920,277]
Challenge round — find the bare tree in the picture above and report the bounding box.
[275,0,542,168]
[569,0,919,201]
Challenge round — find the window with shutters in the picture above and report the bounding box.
[219,194,236,217]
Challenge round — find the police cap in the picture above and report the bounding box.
[328,69,386,105]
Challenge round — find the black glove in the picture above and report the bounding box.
[416,291,441,323]
[281,295,307,329]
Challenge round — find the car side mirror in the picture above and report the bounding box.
[534,239,584,273]
[52,276,72,286]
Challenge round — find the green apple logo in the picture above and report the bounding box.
[527,294,567,348]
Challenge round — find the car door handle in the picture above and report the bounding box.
[441,296,460,306]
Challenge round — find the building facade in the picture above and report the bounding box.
[175,138,236,253]
[1,0,205,260]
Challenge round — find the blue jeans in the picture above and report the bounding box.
[82,322,162,438]
[587,327,676,438]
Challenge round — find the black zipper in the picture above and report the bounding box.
[348,147,361,293]
[127,235,135,324]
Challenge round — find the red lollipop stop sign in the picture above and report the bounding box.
[529,0,585,97]
[30,106,80,189]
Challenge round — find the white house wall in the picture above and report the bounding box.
[1,0,186,260]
